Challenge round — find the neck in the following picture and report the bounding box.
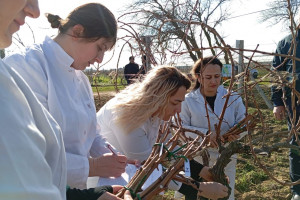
[200,88,216,97]
[54,35,73,60]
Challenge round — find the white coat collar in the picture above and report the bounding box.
[187,85,226,103]
[42,36,74,72]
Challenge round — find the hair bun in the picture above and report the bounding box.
[45,13,62,28]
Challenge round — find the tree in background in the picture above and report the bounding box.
[259,0,300,31]
[119,0,232,65]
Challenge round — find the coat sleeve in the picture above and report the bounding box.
[234,95,246,124]
[180,99,209,135]
[271,39,287,106]
[89,125,111,158]
[234,95,247,139]
[97,104,153,162]
[108,123,152,162]
[65,152,89,189]
[0,65,63,200]
[4,53,49,109]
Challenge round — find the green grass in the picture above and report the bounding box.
[92,85,125,92]
[236,167,268,193]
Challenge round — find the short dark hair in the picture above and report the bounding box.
[129,56,134,60]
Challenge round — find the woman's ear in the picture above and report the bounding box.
[196,75,202,84]
[71,24,84,38]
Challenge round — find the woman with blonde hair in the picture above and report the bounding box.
[97,66,229,200]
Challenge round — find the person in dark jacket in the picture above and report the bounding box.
[124,56,139,84]
[272,31,300,200]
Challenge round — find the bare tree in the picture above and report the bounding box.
[259,0,300,30]
[119,0,232,64]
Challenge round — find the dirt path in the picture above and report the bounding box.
[93,91,116,111]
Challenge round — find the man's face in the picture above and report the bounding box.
[130,57,134,63]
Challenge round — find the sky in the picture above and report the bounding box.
[5,0,293,70]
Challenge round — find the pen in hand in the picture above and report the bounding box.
[107,144,118,156]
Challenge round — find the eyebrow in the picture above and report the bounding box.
[203,73,221,76]
[173,99,184,103]
[103,44,108,51]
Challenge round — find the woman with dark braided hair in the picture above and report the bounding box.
[4,2,128,191]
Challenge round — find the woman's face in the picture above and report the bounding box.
[70,37,115,70]
[0,0,39,49]
[198,64,222,96]
[162,86,187,121]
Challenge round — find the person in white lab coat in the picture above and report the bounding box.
[97,66,229,200]
[0,0,66,199]
[4,3,127,189]
[179,56,246,200]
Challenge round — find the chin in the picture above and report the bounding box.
[0,34,12,49]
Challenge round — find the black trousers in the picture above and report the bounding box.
[66,185,113,200]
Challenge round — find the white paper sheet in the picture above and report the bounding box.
[97,164,162,190]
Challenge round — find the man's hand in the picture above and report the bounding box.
[89,153,127,177]
[273,106,285,120]
[198,182,228,200]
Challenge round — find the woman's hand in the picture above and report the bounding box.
[208,131,224,148]
[89,153,127,177]
[199,166,213,181]
[198,182,228,200]
[97,185,132,200]
[225,134,240,142]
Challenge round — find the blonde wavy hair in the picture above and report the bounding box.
[111,66,191,134]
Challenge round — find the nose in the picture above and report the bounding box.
[94,52,104,64]
[175,104,182,114]
[211,77,218,84]
[24,0,40,18]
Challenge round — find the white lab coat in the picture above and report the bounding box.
[0,59,66,199]
[97,97,161,162]
[180,85,245,136]
[180,85,246,200]
[4,36,110,189]
[96,97,181,191]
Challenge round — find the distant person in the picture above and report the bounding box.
[124,56,139,84]
[4,3,127,190]
[139,55,147,75]
[271,29,300,200]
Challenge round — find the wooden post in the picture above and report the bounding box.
[141,36,151,72]
[236,40,244,95]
